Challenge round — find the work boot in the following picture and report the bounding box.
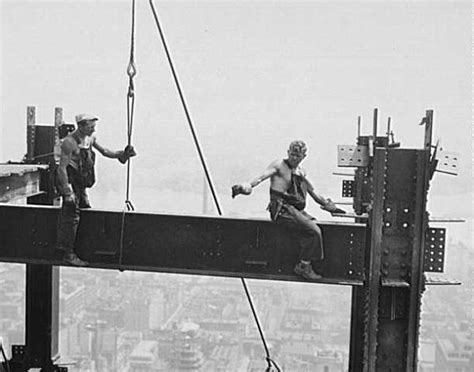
[294,261,322,280]
[63,253,89,267]
[78,191,91,209]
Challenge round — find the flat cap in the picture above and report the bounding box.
[75,114,99,124]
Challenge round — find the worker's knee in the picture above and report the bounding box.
[302,221,321,236]
[312,223,322,237]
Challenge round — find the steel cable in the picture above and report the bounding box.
[119,0,137,271]
[148,1,280,370]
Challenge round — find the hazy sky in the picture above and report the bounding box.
[0,0,471,240]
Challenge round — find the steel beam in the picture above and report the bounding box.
[25,264,59,370]
[21,107,61,372]
[0,165,48,202]
[0,204,366,285]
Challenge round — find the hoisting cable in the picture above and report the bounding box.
[119,0,137,271]
[125,0,137,212]
[148,2,281,370]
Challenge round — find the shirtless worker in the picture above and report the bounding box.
[231,140,344,280]
[56,114,136,266]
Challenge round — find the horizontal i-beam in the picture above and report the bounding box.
[0,204,366,285]
[0,165,49,202]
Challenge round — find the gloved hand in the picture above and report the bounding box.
[231,182,252,198]
[118,145,137,164]
[320,198,346,214]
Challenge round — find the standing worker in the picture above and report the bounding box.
[56,114,136,266]
[232,140,344,280]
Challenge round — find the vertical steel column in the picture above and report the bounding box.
[405,111,433,369]
[25,265,59,369]
[26,106,36,161]
[363,148,386,371]
[24,107,61,371]
[348,285,367,371]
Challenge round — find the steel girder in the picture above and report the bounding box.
[0,165,49,202]
[0,204,366,285]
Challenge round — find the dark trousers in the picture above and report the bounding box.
[56,187,89,254]
[269,200,324,262]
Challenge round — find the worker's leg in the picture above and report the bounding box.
[274,205,323,280]
[293,209,324,261]
[56,192,88,266]
[56,195,80,254]
[77,187,91,209]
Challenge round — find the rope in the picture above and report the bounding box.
[241,278,282,372]
[148,2,280,370]
[148,0,222,215]
[119,0,137,271]
[0,342,11,372]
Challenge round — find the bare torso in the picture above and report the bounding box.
[269,159,304,193]
[64,132,94,169]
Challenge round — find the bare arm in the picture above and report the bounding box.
[305,175,343,213]
[232,160,279,198]
[248,160,279,189]
[57,138,75,196]
[305,177,328,206]
[92,137,122,159]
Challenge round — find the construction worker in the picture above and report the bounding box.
[232,140,343,280]
[56,114,136,266]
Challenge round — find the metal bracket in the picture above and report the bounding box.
[342,180,355,197]
[436,149,459,175]
[337,145,369,167]
[424,228,446,272]
[11,345,26,361]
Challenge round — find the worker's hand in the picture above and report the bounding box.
[320,198,346,214]
[63,194,76,206]
[118,145,137,164]
[231,182,252,198]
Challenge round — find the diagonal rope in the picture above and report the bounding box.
[241,278,282,372]
[0,342,11,372]
[148,0,222,215]
[148,2,280,370]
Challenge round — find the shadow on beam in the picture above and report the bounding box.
[0,204,366,285]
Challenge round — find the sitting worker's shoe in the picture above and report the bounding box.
[63,253,89,267]
[78,192,91,209]
[79,200,91,209]
[294,262,322,280]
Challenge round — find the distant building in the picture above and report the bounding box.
[129,340,165,371]
[124,300,149,331]
[418,340,435,372]
[169,322,204,371]
[149,290,165,331]
[60,284,86,319]
[435,329,473,372]
[313,348,344,372]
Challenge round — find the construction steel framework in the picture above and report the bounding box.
[0,106,459,371]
